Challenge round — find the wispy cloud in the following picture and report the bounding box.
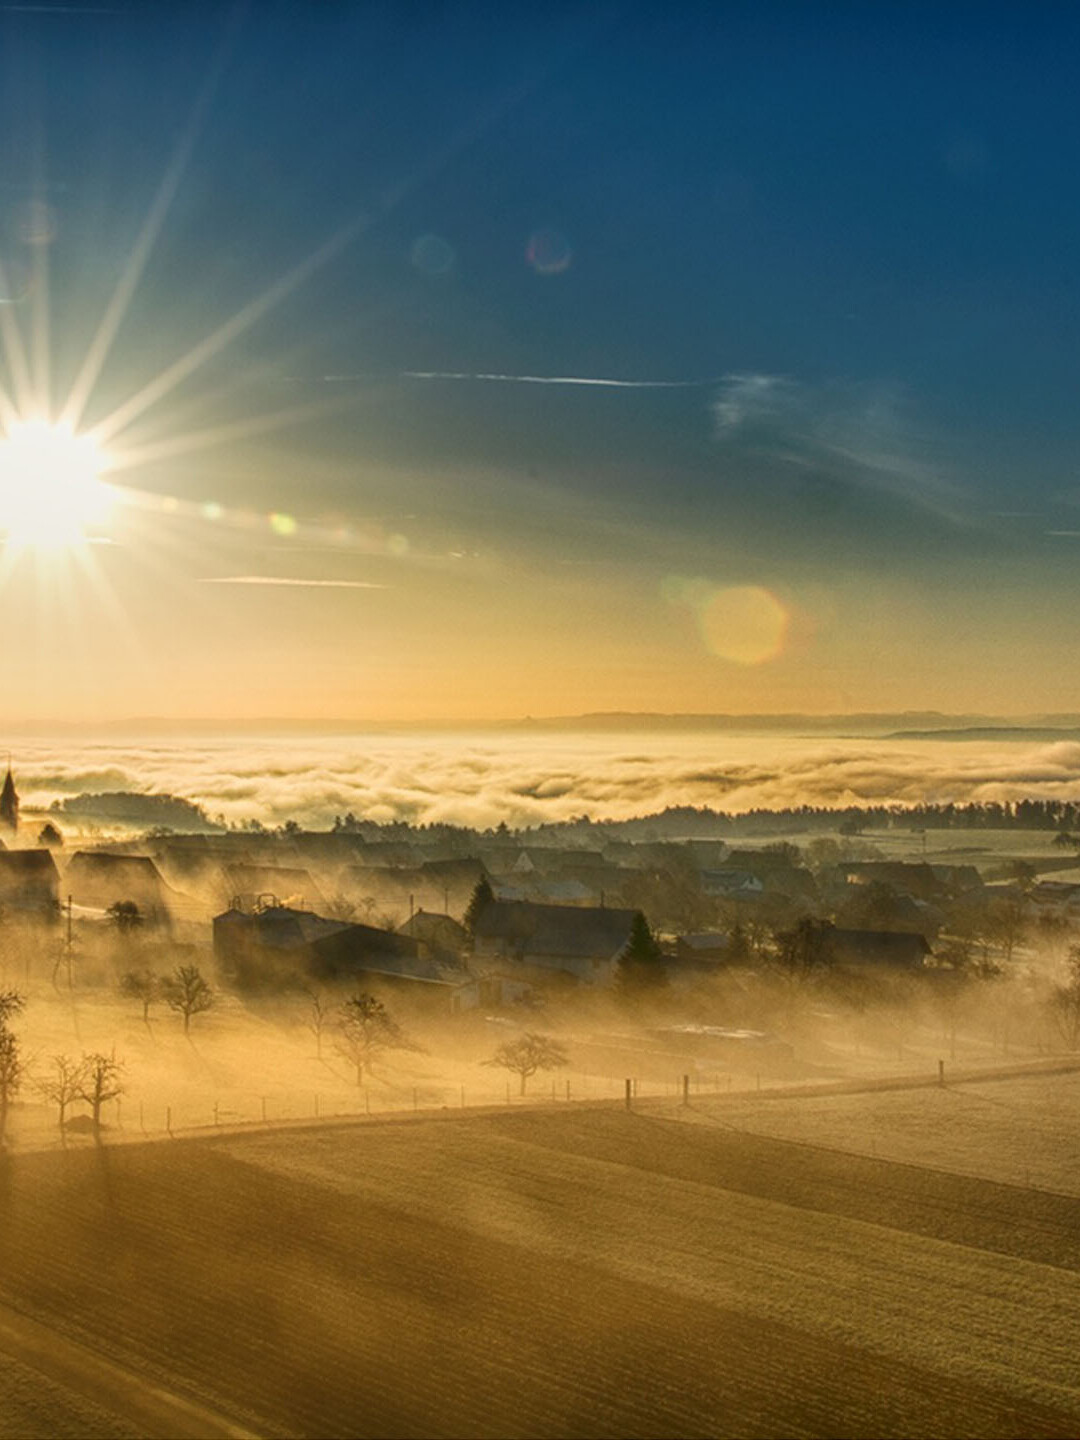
[711,372,967,525]
[199,576,386,589]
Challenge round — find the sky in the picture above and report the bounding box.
[0,1,1078,724]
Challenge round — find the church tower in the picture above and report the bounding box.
[0,763,18,834]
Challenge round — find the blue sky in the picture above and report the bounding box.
[0,2,1076,721]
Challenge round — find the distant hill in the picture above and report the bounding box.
[888,727,1080,742]
[50,792,224,832]
[509,712,1080,735]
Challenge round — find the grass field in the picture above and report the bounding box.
[1,1099,1079,1438]
[672,1068,1080,1193]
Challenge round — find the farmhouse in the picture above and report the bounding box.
[396,909,468,965]
[700,869,765,899]
[831,928,933,970]
[64,851,176,925]
[213,901,456,993]
[473,899,638,985]
[221,862,328,913]
[674,932,737,967]
[0,848,59,918]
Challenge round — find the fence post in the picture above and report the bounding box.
[625,1078,632,1111]
[682,1073,689,1106]
[166,1105,172,1135]
[566,1079,571,1101]
[938,1058,945,1087]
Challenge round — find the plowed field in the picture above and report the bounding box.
[1,1108,1078,1438]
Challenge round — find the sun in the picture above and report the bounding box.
[0,419,114,553]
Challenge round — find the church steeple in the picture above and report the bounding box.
[0,762,18,834]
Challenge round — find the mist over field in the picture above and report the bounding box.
[17,727,1080,833]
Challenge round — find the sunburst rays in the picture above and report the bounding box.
[0,7,523,633]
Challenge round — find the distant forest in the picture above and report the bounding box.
[37,791,1080,844]
[333,798,1080,845]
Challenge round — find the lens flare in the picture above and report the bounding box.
[411,233,456,276]
[526,228,572,275]
[665,575,790,665]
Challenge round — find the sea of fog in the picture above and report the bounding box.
[11,728,1080,833]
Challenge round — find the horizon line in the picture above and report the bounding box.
[0,709,1077,734]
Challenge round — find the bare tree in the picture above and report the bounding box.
[36,1054,88,1136]
[485,1032,568,1095]
[161,964,214,1033]
[1049,946,1080,1050]
[304,987,331,1060]
[119,968,161,1024]
[0,989,23,1145]
[336,993,412,1085]
[78,1053,124,1139]
[0,1030,21,1145]
[0,990,24,1028]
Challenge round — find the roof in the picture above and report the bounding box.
[0,848,58,879]
[418,857,488,881]
[832,928,932,966]
[397,910,468,947]
[676,932,731,952]
[223,863,327,907]
[213,904,350,950]
[475,900,637,959]
[66,851,170,907]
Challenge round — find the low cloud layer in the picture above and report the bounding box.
[12,731,1080,833]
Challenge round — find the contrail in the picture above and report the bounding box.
[199,576,386,589]
[311,370,714,390]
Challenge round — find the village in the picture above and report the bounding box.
[2,759,1079,1115]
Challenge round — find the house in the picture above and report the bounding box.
[221,862,329,914]
[833,862,947,904]
[473,900,638,985]
[831,928,932,970]
[64,851,176,925]
[396,910,468,965]
[674,932,735,967]
[0,848,59,918]
[213,898,443,990]
[700,869,765,899]
[339,857,487,921]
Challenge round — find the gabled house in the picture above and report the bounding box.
[473,900,638,985]
[831,928,932,970]
[221,862,329,914]
[396,910,468,965]
[214,902,433,989]
[701,869,765,899]
[65,851,176,925]
[0,848,59,918]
